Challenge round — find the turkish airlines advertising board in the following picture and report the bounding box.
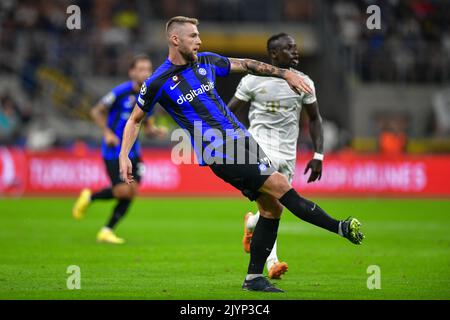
[1,147,449,197]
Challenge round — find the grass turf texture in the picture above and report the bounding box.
[0,197,449,300]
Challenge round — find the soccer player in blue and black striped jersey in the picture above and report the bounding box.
[119,16,364,293]
[72,54,166,244]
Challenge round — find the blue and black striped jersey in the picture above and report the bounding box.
[99,81,145,160]
[137,52,249,165]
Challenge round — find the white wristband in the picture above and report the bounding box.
[313,152,324,161]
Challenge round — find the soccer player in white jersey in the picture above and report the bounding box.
[228,33,325,279]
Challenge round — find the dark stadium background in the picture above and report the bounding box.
[0,0,449,301]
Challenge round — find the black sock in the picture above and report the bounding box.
[106,199,131,229]
[279,188,340,234]
[247,216,280,274]
[91,188,114,201]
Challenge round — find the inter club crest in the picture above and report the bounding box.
[140,83,147,95]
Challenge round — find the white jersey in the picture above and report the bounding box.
[235,69,316,162]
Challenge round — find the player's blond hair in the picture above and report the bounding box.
[166,16,199,35]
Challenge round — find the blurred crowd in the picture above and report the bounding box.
[333,0,450,82]
[0,0,449,150]
[1,0,145,77]
[0,0,318,148]
[2,0,449,79]
[0,93,32,144]
[0,0,315,78]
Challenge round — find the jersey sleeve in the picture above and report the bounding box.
[137,79,159,113]
[99,91,116,109]
[302,78,317,105]
[204,52,231,77]
[234,76,253,102]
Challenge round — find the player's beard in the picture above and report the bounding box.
[181,47,198,62]
[186,51,197,62]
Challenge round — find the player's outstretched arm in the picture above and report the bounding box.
[119,105,146,184]
[303,101,324,183]
[228,58,312,95]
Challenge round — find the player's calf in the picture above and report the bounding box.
[260,179,365,244]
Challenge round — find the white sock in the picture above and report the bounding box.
[101,227,112,232]
[245,274,263,281]
[246,211,260,231]
[266,240,279,271]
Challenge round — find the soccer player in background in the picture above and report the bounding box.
[119,16,364,292]
[72,54,167,244]
[228,33,324,280]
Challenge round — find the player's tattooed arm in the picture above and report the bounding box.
[303,101,324,183]
[229,58,312,94]
[119,105,146,184]
[229,58,286,77]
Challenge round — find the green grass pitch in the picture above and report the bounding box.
[0,197,449,299]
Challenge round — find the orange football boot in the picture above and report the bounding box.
[268,262,289,279]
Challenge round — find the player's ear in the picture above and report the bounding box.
[170,34,179,46]
[269,48,277,61]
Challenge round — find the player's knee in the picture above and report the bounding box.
[265,172,291,196]
[113,184,135,200]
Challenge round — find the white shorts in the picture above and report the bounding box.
[267,155,296,183]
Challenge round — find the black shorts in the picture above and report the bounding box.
[207,137,275,201]
[104,157,144,186]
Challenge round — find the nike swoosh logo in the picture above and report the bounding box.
[170,81,181,90]
[312,204,316,211]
